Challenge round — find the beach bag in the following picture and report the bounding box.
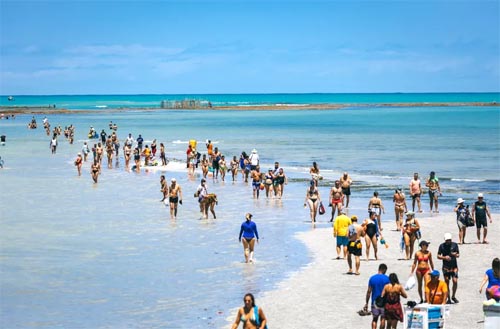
[415,229,422,240]
[254,306,268,329]
[405,275,416,291]
[318,202,325,215]
[194,190,200,198]
[487,285,500,301]
[375,295,386,308]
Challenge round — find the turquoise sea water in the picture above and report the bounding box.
[1,92,499,109]
[0,95,499,328]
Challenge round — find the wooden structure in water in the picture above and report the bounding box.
[160,99,212,109]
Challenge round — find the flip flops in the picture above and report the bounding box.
[357,309,371,316]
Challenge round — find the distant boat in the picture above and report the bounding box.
[7,96,14,101]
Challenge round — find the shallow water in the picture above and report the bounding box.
[0,105,499,328]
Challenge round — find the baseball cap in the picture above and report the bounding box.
[478,193,484,198]
[444,233,452,241]
[171,178,176,182]
[430,270,440,277]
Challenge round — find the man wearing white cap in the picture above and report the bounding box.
[437,233,460,304]
[249,149,259,170]
[472,193,492,244]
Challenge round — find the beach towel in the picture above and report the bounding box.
[254,306,268,329]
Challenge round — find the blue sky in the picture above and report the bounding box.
[0,0,499,94]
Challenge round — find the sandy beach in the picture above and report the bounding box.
[229,211,499,329]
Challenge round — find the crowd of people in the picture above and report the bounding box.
[24,117,498,328]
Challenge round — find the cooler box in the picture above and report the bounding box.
[404,304,449,329]
[483,303,500,329]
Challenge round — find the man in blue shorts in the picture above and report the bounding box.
[365,263,390,329]
[333,209,351,260]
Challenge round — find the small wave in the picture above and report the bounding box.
[450,178,486,182]
[95,105,108,108]
[172,140,189,144]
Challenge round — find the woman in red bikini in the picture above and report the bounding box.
[410,240,435,303]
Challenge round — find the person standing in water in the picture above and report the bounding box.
[409,173,423,213]
[168,178,182,220]
[238,213,260,263]
[426,171,441,213]
[74,153,83,176]
[304,180,321,223]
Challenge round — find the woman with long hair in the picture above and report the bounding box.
[479,257,500,301]
[382,273,408,329]
[231,293,267,329]
[410,240,434,303]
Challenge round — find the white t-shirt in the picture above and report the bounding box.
[249,153,259,166]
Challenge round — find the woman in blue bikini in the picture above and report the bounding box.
[231,293,267,329]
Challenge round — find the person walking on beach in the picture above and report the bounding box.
[136,134,144,152]
[426,171,441,213]
[82,142,90,162]
[90,159,100,183]
[347,215,363,275]
[106,136,114,168]
[304,180,321,222]
[402,211,420,260]
[454,198,471,244]
[211,147,221,180]
[392,188,407,231]
[100,129,107,144]
[249,149,259,171]
[50,135,58,154]
[196,178,208,217]
[333,209,351,260]
[364,263,390,329]
[74,153,83,176]
[437,233,460,304]
[231,293,267,329]
[381,273,407,329]
[472,193,493,244]
[368,191,385,231]
[168,178,182,220]
[425,270,448,305]
[151,139,157,157]
[125,133,134,148]
[274,167,287,199]
[219,155,227,181]
[340,172,353,208]
[124,143,132,168]
[479,258,500,301]
[362,211,381,261]
[200,154,209,179]
[133,147,141,172]
[410,240,434,304]
[238,213,260,263]
[409,173,423,213]
[160,175,168,202]
[251,166,262,199]
[230,155,239,182]
[206,140,213,156]
[310,161,321,186]
[264,168,274,198]
[329,180,344,222]
[159,143,167,166]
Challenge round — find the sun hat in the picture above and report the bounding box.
[457,198,465,204]
[252,149,257,153]
[430,270,440,277]
[444,233,452,241]
[406,211,415,216]
[478,193,484,198]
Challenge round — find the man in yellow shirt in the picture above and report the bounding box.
[425,270,448,305]
[333,209,352,260]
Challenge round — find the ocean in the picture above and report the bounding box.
[0,93,499,328]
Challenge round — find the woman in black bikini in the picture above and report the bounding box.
[363,211,381,260]
[304,180,321,222]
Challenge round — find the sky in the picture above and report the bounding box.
[0,0,499,95]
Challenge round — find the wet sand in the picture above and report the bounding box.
[229,211,498,328]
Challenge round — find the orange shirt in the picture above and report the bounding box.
[425,280,448,304]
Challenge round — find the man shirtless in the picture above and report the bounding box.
[340,172,353,208]
[105,137,114,168]
[426,171,441,213]
[168,178,182,220]
[409,173,423,213]
[329,180,344,222]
